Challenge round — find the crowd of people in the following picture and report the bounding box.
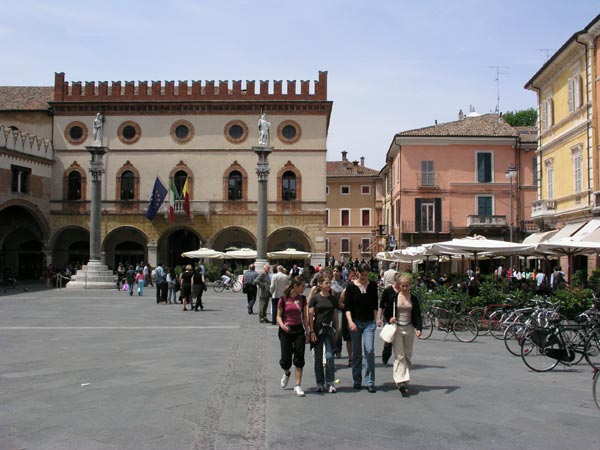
[242,260,421,397]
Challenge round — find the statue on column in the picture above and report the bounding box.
[258,112,270,147]
[92,112,105,146]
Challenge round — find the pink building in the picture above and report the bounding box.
[382,113,537,249]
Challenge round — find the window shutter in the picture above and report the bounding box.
[415,198,422,232]
[435,198,442,232]
[568,77,574,112]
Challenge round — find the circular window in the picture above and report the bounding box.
[170,120,194,144]
[277,120,301,144]
[224,120,248,144]
[117,121,141,144]
[64,121,88,145]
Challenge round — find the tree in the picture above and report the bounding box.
[502,108,537,126]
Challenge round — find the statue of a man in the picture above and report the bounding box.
[258,112,270,147]
[92,112,105,145]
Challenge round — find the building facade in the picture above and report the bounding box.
[0,72,332,277]
[381,112,537,250]
[326,151,382,263]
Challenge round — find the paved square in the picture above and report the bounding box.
[0,286,597,449]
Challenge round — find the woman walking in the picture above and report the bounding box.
[192,266,205,311]
[179,265,193,311]
[344,263,379,393]
[378,274,402,366]
[308,273,339,393]
[276,276,310,397]
[166,267,177,304]
[135,269,145,296]
[377,273,422,394]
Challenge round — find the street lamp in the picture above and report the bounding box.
[505,164,517,270]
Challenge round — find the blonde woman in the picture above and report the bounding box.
[179,265,193,311]
[377,273,422,394]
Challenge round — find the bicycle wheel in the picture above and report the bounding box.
[520,332,560,372]
[231,280,242,293]
[468,308,489,335]
[593,369,600,409]
[488,311,507,340]
[213,280,225,293]
[561,329,585,365]
[452,315,478,343]
[585,331,600,368]
[504,322,529,356]
[418,313,434,340]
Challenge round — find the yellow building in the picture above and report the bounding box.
[326,151,382,263]
[526,14,600,229]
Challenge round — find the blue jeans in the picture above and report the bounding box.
[314,327,335,386]
[350,320,376,386]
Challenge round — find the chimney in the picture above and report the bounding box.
[458,109,464,121]
[360,156,365,167]
[341,150,348,161]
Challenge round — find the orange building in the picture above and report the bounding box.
[381,112,537,251]
[326,151,382,263]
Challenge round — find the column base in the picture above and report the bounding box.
[66,261,116,289]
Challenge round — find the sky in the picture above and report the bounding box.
[1,0,599,169]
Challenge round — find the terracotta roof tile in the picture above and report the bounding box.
[397,113,519,138]
[327,161,380,177]
[0,86,53,111]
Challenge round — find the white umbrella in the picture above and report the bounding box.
[181,247,223,259]
[267,248,311,260]
[220,248,258,259]
[536,238,600,280]
[428,236,535,256]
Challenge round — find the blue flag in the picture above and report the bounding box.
[146,177,168,220]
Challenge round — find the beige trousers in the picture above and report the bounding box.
[392,323,415,384]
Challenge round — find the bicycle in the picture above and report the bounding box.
[212,278,242,293]
[419,300,479,342]
[468,300,513,335]
[520,313,588,372]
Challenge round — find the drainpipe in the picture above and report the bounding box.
[575,33,594,209]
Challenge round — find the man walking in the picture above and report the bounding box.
[155,262,166,304]
[242,264,259,314]
[270,265,289,324]
[255,264,272,323]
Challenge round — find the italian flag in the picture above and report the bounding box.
[182,178,191,220]
[168,178,177,223]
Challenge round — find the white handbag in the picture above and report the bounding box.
[379,301,397,343]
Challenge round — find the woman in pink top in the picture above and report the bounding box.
[276,276,310,397]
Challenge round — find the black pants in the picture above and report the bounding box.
[278,327,306,371]
[382,342,392,364]
[270,297,279,324]
[194,285,204,310]
[246,285,257,313]
[156,282,166,304]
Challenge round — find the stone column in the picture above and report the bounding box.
[253,145,272,272]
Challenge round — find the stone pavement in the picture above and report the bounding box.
[0,285,598,450]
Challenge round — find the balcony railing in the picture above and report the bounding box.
[400,220,452,234]
[531,199,556,218]
[416,173,440,188]
[467,215,507,227]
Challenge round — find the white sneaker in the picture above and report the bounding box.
[294,385,305,397]
[327,384,337,393]
[280,372,290,389]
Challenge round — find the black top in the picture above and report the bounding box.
[309,292,339,331]
[379,287,423,331]
[126,269,136,283]
[344,281,379,322]
[192,270,203,285]
[180,271,193,288]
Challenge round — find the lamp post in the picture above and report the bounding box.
[505,164,517,270]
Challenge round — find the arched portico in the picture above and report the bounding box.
[103,226,149,270]
[211,227,256,252]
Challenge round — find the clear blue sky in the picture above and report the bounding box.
[1,0,598,169]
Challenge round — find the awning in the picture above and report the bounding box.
[522,230,558,245]
[547,222,586,241]
[570,218,600,241]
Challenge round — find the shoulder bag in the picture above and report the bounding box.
[379,299,397,343]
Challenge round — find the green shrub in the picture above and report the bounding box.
[551,288,594,319]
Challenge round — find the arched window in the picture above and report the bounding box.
[282,171,296,201]
[228,171,243,201]
[67,171,82,200]
[120,171,135,200]
[174,170,188,197]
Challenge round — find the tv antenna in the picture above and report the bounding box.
[538,48,554,61]
[490,66,509,114]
